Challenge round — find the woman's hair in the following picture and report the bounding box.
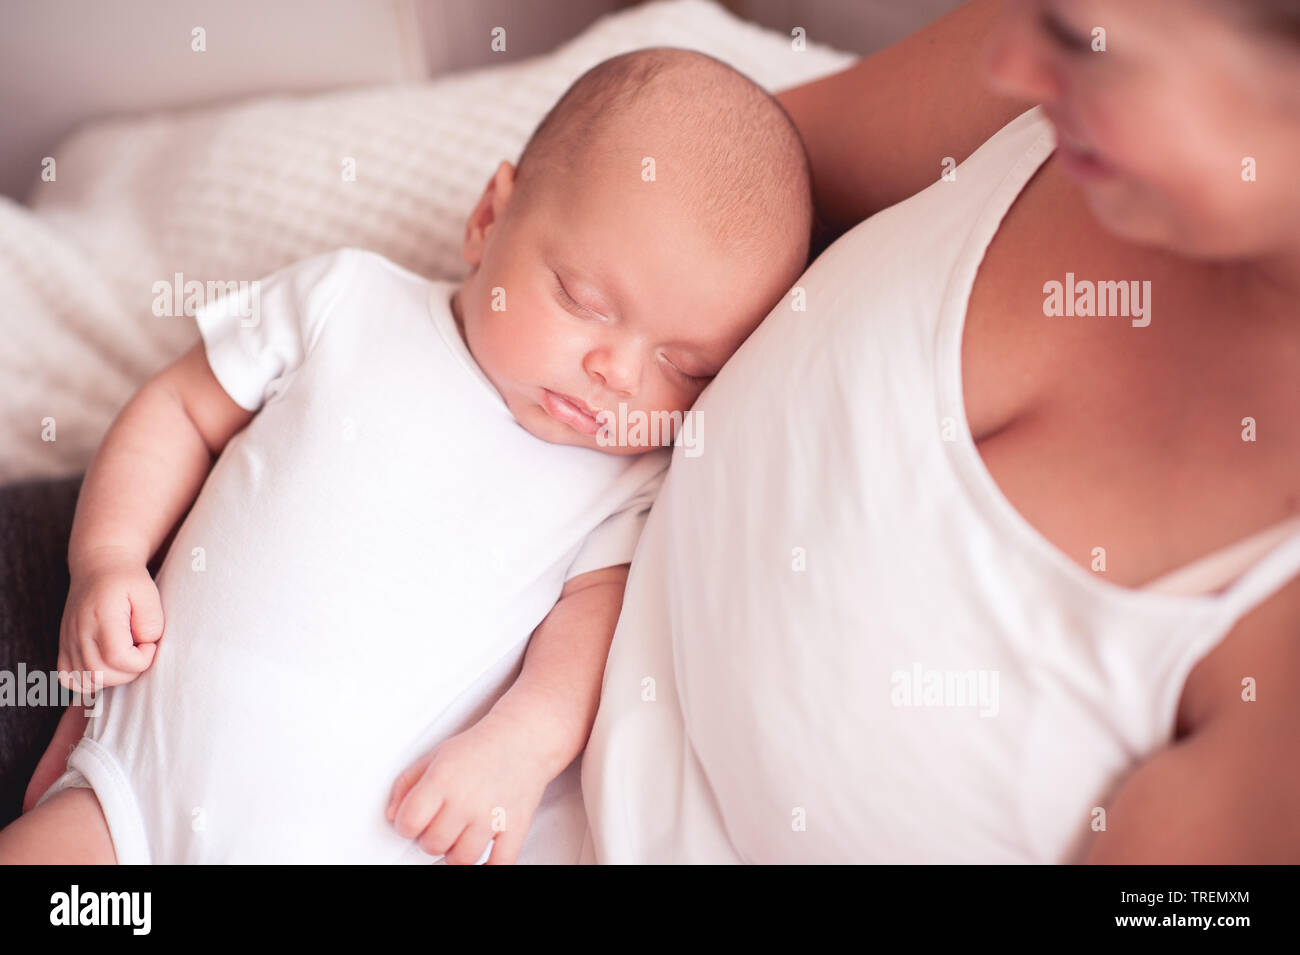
[1234,0,1300,41]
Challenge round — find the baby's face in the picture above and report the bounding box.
[451,158,798,454]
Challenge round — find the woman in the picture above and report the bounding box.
[580,0,1300,862]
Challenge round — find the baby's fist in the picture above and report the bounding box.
[58,556,165,690]
[385,717,549,865]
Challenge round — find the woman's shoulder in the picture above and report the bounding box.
[777,0,1035,237]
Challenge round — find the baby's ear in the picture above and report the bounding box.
[462,161,517,266]
[490,160,517,213]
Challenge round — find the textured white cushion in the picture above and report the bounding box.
[2,0,852,481]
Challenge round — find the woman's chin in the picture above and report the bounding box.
[1082,185,1186,253]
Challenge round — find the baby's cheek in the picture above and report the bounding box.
[485,317,543,373]
[504,310,565,364]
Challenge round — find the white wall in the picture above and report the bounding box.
[0,0,633,200]
[727,0,964,54]
[0,0,425,200]
[0,0,963,202]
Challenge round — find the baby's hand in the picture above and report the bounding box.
[58,551,165,690]
[386,714,551,865]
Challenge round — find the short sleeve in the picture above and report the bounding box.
[194,248,360,411]
[564,462,669,582]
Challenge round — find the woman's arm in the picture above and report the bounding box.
[1081,577,1300,862]
[21,703,89,813]
[1081,705,1300,863]
[777,0,1032,243]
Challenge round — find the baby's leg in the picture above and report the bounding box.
[0,788,116,863]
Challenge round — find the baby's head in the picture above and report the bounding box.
[451,47,813,454]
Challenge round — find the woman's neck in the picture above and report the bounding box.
[1246,244,1300,305]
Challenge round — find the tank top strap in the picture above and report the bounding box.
[1212,521,1300,622]
[1142,514,1300,596]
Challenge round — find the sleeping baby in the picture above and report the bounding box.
[0,46,812,864]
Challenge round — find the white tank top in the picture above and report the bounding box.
[581,106,1300,863]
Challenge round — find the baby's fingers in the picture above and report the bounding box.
[127,582,165,645]
[445,822,495,866]
[416,805,467,860]
[123,641,157,673]
[96,620,155,676]
[387,753,438,834]
[80,638,141,688]
[56,645,81,691]
[484,826,525,866]
[57,641,102,691]
[58,614,86,685]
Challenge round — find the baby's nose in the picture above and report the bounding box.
[586,349,638,398]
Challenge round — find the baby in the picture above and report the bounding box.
[0,47,812,864]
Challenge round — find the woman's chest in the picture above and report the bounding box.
[962,157,1300,591]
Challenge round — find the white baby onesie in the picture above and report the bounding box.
[39,248,670,863]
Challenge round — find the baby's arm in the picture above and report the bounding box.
[386,563,629,865]
[25,343,253,809]
[485,564,629,779]
[59,342,254,685]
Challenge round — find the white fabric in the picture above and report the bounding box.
[37,248,668,863]
[581,106,1300,863]
[1141,513,1300,596]
[0,0,854,483]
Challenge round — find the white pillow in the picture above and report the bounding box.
[2,0,852,482]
